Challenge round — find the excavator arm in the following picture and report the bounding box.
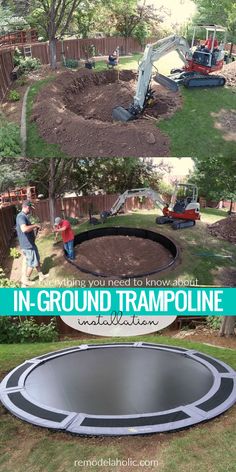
[112,35,191,122]
[108,188,167,216]
[133,35,191,111]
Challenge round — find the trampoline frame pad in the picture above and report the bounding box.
[1,343,236,436]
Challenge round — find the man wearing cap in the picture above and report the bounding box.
[16,201,48,286]
[53,217,75,260]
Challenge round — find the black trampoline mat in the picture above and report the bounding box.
[25,347,213,415]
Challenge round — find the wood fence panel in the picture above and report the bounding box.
[0,49,14,100]
[0,206,16,265]
[31,42,49,65]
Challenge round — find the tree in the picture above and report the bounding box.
[190,156,236,213]
[219,316,236,337]
[23,156,77,223]
[69,157,170,195]
[107,0,163,52]
[193,0,236,54]
[74,0,100,38]
[0,4,28,34]
[0,158,26,193]
[29,0,82,68]
[11,0,31,17]
[1,157,170,222]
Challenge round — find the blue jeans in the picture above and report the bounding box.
[64,240,75,260]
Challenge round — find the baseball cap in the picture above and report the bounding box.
[22,200,35,209]
[54,217,62,225]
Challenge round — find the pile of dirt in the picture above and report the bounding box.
[32,68,182,157]
[208,216,236,243]
[76,235,174,276]
[212,108,236,141]
[221,61,236,87]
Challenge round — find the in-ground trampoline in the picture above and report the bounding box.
[1,343,236,436]
[66,227,178,278]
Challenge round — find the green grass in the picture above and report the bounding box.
[33,208,236,287]
[25,54,236,158]
[26,77,69,158]
[94,53,142,71]
[158,86,236,159]
[0,338,236,472]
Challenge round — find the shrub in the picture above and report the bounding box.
[8,90,20,102]
[0,118,21,157]
[64,58,79,69]
[206,316,222,331]
[0,317,59,343]
[0,267,19,287]
[17,75,28,87]
[13,49,41,73]
[66,216,79,225]
[0,317,21,343]
[10,247,21,259]
[18,56,41,73]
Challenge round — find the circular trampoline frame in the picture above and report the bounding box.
[1,343,236,437]
[66,226,178,278]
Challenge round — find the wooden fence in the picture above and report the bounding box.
[0,205,16,266]
[1,36,143,66]
[199,197,236,212]
[32,193,155,222]
[0,36,142,100]
[0,49,14,100]
[0,194,155,263]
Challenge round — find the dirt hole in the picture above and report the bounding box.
[76,235,175,277]
[63,69,179,123]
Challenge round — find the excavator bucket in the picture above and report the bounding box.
[154,73,179,92]
[112,106,135,122]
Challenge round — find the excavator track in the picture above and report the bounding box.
[172,220,196,230]
[183,74,226,88]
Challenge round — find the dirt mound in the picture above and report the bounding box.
[208,216,236,243]
[32,68,182,157]
[212,108,236,141]
[76,235,174,276]
[221,61,236,87]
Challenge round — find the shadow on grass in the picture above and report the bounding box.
[41,254,57,274]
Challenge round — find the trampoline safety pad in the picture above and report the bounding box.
[0,343,236,436]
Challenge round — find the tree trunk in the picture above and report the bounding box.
[219,316,236,337]
[49,38,57,69]
[124,36,128,55]
[229,198,233,214]
[49,159,56,224]
[229,42,234,58]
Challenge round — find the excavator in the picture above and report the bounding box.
[100,183,200,230]
[112,24,227,122]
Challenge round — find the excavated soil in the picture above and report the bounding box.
[76,235,174,276]
[32,68,182,157]
[208,216,236,243]
[221,61,236,87]
[212,108,236,141]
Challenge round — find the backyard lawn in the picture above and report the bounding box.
[7,207,236,288]
[23,52,236,159]
[0,336,236,472]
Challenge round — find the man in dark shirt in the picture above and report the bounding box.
[16,201,48,286]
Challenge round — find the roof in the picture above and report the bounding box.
[196,24,227,32]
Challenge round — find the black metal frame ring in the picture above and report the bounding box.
[65,226,178,278]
